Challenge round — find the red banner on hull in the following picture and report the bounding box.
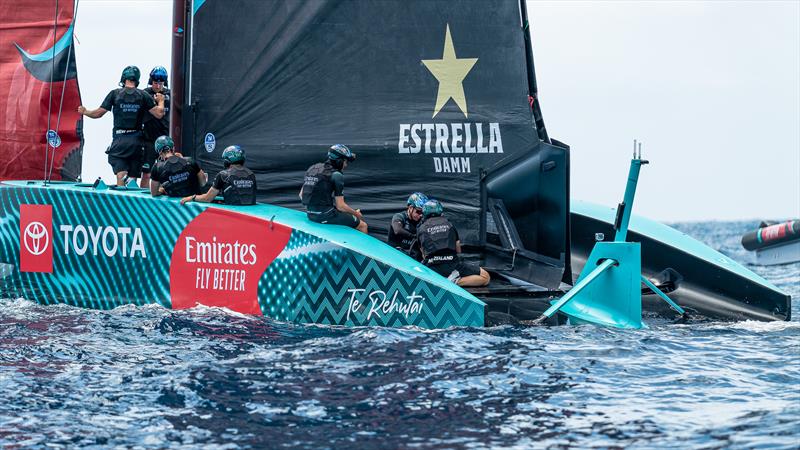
[19,204,54,273]
[170,208,292,315]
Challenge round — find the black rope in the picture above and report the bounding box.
[43,0,59,184]
[47,0,80,183]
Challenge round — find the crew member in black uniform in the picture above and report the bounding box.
[415,199,490,287]
[140,66,171,188]
[388,192,428,251]
[300,144,368,233]
[149,135,207,198]
[181,145,257,206]
[77,65,165,186]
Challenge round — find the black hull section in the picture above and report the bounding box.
[467,281,562,324]
[741,220,800,251]
[570,203,791,322]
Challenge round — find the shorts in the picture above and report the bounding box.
[140,139,158,174]
[106,133,143,158]
[107,154,142,178]
[428,259,481,279]
[307,208,359,228]
[106,133,143,177]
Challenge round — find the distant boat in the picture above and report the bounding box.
[742,220,800,266]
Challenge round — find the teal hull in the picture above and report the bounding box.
[0,181,485,328]
[570,200,791,321]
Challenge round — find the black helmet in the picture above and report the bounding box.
[327,144,356,162]
[222,145,245,167]
[422,199,443,219]
[119,65,141,87]
[154,135,174,153]
[148,66,168,87]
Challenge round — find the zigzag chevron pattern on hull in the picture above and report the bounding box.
[0,182,485,328]
[258,232,484,327]
[0,185,188,309]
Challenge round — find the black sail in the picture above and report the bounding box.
[184,0,569,278]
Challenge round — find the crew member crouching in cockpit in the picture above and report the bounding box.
[181,145,257,206]
[150,136,207,198]
[388,192,428,251]
[414,199,490,287]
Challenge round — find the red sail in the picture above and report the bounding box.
[0,1,83,181]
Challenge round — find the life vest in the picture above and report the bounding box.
[217,166,257,205]
[301,162,336,212]
[417,216,458,264]
[112,88,149,132]
[154,156,199,197]
[388,211,418,249]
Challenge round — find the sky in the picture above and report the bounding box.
[74,0,800,222]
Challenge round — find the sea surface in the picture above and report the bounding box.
[1,221,798,449]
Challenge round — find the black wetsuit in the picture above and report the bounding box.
[388,210,419,250]
[100,87,156,177]
[151,156,202,197]
[416,215,480,278]
[212,165,257,205]
[141,86,170,174]
[301,161,358,228]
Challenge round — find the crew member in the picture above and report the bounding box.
[300,144,367,233]
[140,66,171,188]
[388,192,428,251]
[77,65,165,186]
[415,199,490,287]
[150,135,207,198]
[181,145,256,206]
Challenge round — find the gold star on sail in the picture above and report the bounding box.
[422,24,478,118]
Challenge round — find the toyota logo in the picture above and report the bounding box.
[23,221,49,256]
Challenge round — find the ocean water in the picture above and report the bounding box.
[0,221,797,449]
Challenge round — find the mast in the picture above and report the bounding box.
[170,0,188,152]
[518,0,550,144]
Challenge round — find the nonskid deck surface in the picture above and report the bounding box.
[0,181,486,328]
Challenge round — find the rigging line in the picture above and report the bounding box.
[43,0,59,185]
[48,0,80,183]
